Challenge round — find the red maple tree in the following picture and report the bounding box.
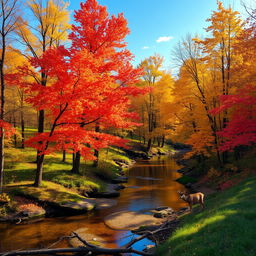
[211,85,256,151]
[13,0,144,186]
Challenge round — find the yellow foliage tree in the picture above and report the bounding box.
[171,3,243,163]
[132,55,174,150]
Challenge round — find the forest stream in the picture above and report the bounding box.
[0,155,187,253]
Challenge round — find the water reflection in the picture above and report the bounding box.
[0,155,186,253]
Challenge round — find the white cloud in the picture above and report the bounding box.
[156,36,173,43]
[142,46,150,50]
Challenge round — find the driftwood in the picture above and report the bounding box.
[0,246,151,256]
[0,219,175,256]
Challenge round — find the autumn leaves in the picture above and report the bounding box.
[0,0,255,189]
[132,2,255,166]
[166,2,256,163]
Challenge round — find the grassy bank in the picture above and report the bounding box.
[0,145,134,216]
[157,175,256,256]
[3,136,173,193]
[3,146,133,192]
[1,131,174,217]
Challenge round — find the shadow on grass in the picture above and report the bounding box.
[4,168,36,184]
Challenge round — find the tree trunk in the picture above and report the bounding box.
[0,131,4,193]
[0,34,6,193]
[93,149,99,167]
[21,110,25,148]
[234,146,241,161]
[34,154,44,187]
[157,137,161,147]
[13,116,17,148]
[93,124,100,167]
[161,135,165,147]
[222,151,228,164]
[147,138,152,152]
[62,150,66,162]
[35,69,47,182]
[35,109,45,185]
[38,109,44,133]
[72,151,81,174]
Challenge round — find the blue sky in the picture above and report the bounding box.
[69,0,245,71]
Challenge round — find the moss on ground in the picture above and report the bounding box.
[10,181,87,204]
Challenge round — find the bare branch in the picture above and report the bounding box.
[241,0,256,20]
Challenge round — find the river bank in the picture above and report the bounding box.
[0,153,187,253]
[4,144,254,256]
[151,149,256,256]
[156,174,256,256]
[0,142,175,223]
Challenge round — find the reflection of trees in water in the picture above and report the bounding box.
[129,157,181,182]
[125,156,186,210]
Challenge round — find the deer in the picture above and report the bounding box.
[178,191,205,212]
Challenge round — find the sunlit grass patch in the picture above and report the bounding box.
[3,139,131,194]
[11,181,87,204]
[157,176,256,256]
[51,172,104,192]
[3,125,136,202]
[4,148,109,193]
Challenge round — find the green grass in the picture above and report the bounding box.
[3,128,174,208]
[3,149,104,193]
[1,140,133,216]
[3,141,130,194]
[50,172,102,192]
[10,181,87,204]
[156,176,256,256]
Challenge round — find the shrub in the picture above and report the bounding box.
[207,167,221,180]
[0,193,10,204]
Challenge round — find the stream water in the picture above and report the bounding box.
[0,155,186,253]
